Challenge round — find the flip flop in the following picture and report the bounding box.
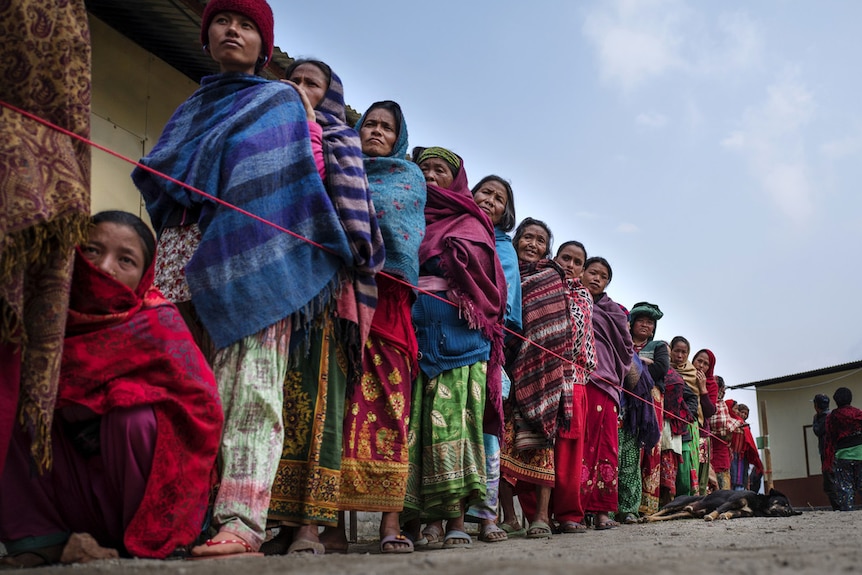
[287,539,325,555]
[498,521,527,538]
[442,529,472,549]
[526,520,553,539]
[188,538,263,560]
[594,519,619,531]
[260,529,292,556]
[422,523,445,546]
[380,534,414,554]
[559,521,587,534]
[402,530,428,547]
[478,523,508,543]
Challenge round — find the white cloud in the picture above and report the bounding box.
[582,1,762,92]
[616,222,640,233]
[636,112,668,128]
[721,68,816,222]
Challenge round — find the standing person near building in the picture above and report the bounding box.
[727,401,763,491]
[403,147,505,549]
[708,377,743,490]
[812,393,840,509]
[824,387,862,511]
[133,0,365,557]
[0,0,92,478]
[314,100,425,554]
[579,257,634,530]
[267,59,384,556]
[628,302,668,516]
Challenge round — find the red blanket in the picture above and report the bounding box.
[58,249,223,558]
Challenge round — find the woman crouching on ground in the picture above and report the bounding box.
[0,211,222,567]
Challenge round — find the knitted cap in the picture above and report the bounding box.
[629,301,663,323]
[201,0,274,63]
[813,393,830,409]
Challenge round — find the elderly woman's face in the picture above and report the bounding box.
[288,63,328,109]
[631,316,656,341]
[516,224,549,263]
[207,11,263,75]
[473,180,508,226]
[419,158,454,189]
[360,108,398,157]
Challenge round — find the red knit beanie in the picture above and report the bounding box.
[200,0,274,64]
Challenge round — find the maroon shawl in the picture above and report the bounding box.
[727,400,763,474]
[663,368,694,435]
[59,249,223,558]
[508,260,573,440]
[588,293,633,406]
[418,158,506,436]
[824,405,862,471]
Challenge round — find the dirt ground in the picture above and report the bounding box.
[12,508,859,575]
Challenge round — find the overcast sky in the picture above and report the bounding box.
[272,0,862,435]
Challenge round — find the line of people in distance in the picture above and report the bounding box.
[0,0,763,565]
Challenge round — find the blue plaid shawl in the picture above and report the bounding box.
[354,106,426,286]
[133,73,353,350]
[315,71,384,342]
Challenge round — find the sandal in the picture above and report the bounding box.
[422,523,444,546]
[189,537,263,560]
[260,529,292,556]
[559,521,587,534]
[622,513,639,525]
[287,539,325,555]
[526,520,553,539]
[498,520,526,538]
[478,523,508,543]
[594,519,619,530]
[0,543,66,568]
[380,534,414,554]
[442,529,472,549]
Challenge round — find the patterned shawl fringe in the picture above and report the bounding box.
[1,213,90,343]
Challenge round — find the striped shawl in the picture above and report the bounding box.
[133,73,353,350]
[508,260,574,440]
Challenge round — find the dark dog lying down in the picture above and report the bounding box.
[644,489,801,522]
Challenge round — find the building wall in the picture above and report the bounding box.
[89,16,198,222]
[753,368,862,506]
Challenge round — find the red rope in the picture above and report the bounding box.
[0,98,728,446]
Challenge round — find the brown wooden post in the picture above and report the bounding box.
[759,399,774,491]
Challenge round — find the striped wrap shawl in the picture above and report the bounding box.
[315,70,385,346]
[134,73,353,349]
[508,260,574,440]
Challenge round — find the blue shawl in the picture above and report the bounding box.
[355,107,426,286]
[495,227,522,332]
[133,73,352,350]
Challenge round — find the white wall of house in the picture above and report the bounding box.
[89,16,198,223]
[754,369,862,481]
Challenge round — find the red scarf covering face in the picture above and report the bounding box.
[824,405,862,472]
[726,400,763,474]
[694,348,719,406]
[418,157,506,436]
[59,248,223,558]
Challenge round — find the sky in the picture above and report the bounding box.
[272,0,862,436]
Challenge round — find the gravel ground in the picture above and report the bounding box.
[9,509,858,575]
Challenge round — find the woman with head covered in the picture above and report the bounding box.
[133,0,367,557]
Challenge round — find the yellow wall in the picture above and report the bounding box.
[89,16,198,224]
[754,369,862,481]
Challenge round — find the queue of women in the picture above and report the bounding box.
[0,0,761,566]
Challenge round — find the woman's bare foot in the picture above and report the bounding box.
[319,523,349,554]
[190,530,254,557]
